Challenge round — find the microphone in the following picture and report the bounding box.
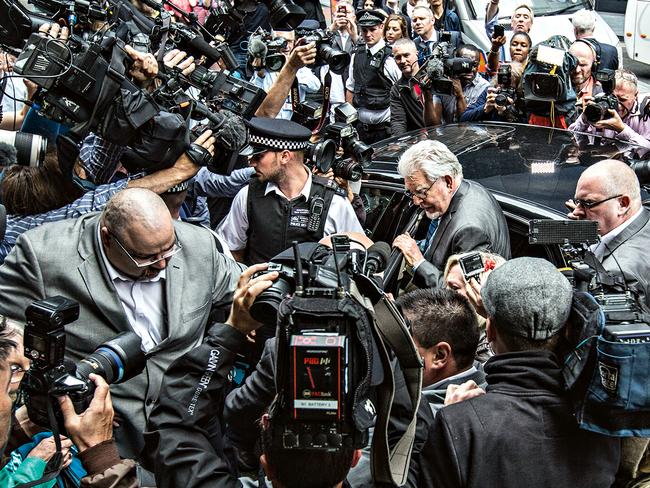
[365,242,391,275]
[179,29,238,71]
[247,35,268,60]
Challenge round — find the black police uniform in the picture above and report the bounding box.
[241,118,346,265]
[352,9,393,144]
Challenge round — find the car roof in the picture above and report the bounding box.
[363,122,650,216]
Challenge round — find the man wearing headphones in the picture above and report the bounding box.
[569,39,603,105]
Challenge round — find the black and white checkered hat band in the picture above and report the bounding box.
[249,133,309,151]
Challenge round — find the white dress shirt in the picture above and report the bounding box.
[217,170,364,252]
[98,228,166,352]
[590,207,644,260]
[251,67,321,120]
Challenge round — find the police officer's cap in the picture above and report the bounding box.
[240,117,312,157]
[356,9,387,27]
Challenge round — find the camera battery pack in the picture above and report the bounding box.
[602,323,650,344]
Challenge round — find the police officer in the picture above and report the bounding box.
[345,9,401,144]
[217,118,363,265]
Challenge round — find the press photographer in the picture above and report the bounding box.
[566,159,650,309]
[568,69,650,150]
[249,27,321,121]
[0,311,137,487]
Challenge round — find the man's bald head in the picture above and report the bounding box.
[101,188,173,241]
[582,160,641,209]
[572,160,642,236]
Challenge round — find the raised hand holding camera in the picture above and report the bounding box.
[226,263,279,336]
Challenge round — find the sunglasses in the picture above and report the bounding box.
[569,194,622,209]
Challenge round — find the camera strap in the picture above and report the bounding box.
[349,281,423,487]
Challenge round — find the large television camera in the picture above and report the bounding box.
[412,32,473,96]
[247,239,421,486]
[528,219,650,436]
[22,296,146,431]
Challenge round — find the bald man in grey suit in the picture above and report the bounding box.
[0,188,245,461]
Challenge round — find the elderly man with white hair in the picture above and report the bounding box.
[392,140,511,289]
[571,8,619,71]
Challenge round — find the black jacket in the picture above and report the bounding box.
[426,350,621,488]
[143,323,249,488]
[390,76,426,136]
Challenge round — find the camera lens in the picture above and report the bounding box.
[317,44,350,75]
[584,102,607,124]
[333,159,362,182]
[264,0,305,30]
[306,139,336,173]
[75,332,145,385]
[495,93,508,107]
[0,129,47,167]
[250,278,293,324]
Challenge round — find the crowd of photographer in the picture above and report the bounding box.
[0,0,649,486]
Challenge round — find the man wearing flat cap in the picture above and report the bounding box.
[217,117,363,264]
[345,8,401,144]
[424,257,621,488]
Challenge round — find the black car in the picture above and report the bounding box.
[358,122,650,291]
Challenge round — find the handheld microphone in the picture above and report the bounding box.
[365,242,391,275]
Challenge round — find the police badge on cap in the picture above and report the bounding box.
[240,117,312,157]
[356,8,387,27]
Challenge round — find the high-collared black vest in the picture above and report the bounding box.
[244,175,344,265]
[352,45,393,111]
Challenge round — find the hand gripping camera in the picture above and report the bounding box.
[22,296,146,431]
[583,69,618,124]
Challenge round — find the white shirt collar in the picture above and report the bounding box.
[591,207,644,257]
[97,225,167,283]
[429,365,478,390]
[368,38,387,55]
[263,168,312,201]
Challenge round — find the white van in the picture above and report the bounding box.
[451,0,621,54]
[624,0,650,66]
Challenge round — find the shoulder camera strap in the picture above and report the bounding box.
[350,282,423,487]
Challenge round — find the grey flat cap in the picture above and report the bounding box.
[481,257,573,340]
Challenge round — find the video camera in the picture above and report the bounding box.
[583,69,618,124]
[248,239,391,448]
[204,0,305,44]
[412,32,473,96]
[528,219,650,436]
[247,28,288,72]
[21,296,146,431]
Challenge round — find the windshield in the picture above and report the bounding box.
[469,0,591,19]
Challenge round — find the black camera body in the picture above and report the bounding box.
[495,63,516,107]
[22,296,146,431]
[253,240,383,451]
[320,123,371,181]
[296,28,350,75]
[248,29,288,72]
[584,93,618,124]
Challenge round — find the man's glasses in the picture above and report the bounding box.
[109,230,182,267]
[569,194,622,209]
[404,178,439,200]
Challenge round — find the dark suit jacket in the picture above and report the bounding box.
[0,213,244,459]
[390,76,425,135]
[413,179,511,289]
[586,38,619,71]
[600,208,650,310]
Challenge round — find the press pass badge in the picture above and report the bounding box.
[307,196,325,232]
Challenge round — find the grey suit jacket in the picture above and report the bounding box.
[600,208,650,311]
[413,179,511,289]
[0,213,245,459]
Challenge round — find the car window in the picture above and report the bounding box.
[468,0,589,19]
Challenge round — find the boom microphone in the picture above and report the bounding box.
[365,242,391,275]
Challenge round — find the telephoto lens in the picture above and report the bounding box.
[0,129,47,166]
[75,331,146,384]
